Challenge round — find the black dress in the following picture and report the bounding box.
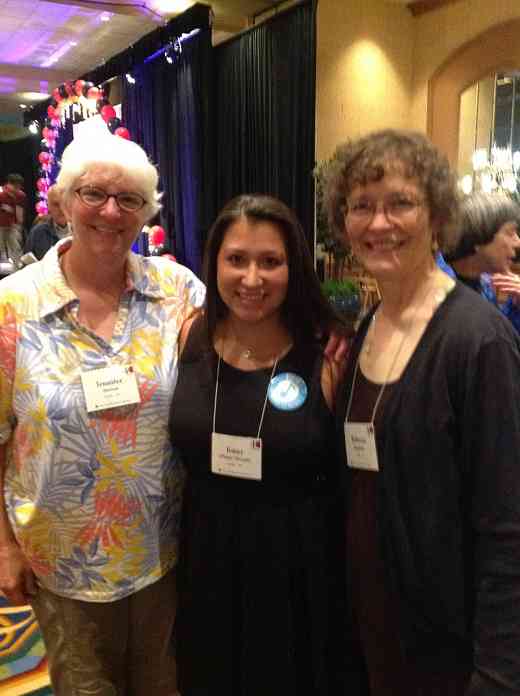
[169,321,348,695]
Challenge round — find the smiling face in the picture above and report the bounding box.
[62,164,148,264]
[216,217,289,326]
[477,221,520,274]
[344,172,435,283]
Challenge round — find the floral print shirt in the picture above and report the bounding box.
[0,239,205,602]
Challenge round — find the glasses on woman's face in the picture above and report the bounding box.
[75,186,146,212]
[346,193,424,224]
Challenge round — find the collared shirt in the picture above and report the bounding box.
[0,239,205,602]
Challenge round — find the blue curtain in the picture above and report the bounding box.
[123,28,214,275]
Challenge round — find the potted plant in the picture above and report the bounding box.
[321,277,361,321]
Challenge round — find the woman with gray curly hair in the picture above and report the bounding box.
[444,191,520,332]
[325,128,520,694]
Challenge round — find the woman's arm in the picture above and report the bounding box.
[465,336,520,694]
[0,444,36,606]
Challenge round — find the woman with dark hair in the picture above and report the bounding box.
[444,192,520,331]
[325,129,520,694]
[169,194,350,695]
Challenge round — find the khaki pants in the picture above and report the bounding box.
[31,570,177,696]
[0,224,22,265]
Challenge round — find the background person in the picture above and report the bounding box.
[444,191,520,332]
[325,129,520,694]
[170,194,350,695]
[0,133,204,695]
[0,173,26,266]
[24,184,70,260]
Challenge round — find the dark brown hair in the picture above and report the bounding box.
[202,194,341,347]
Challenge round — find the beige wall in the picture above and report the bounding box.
[316,0,520,168]
[411,0,520,134]
[316,0,414,162]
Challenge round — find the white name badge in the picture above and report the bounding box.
[211,432,262,480]
[344,422,379,472]
[80,365,141,413]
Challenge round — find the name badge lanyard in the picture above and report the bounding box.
[210,355,279,480]
[212,354,279,439]
[343,310,412,472]
[344,281,445,471]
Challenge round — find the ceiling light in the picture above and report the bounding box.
[19,104,27,109]
[100,12,112,22]
[125,73,136,85]
[153,0,193,12]
[28,121,39,135]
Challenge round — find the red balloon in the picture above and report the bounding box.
[38,151,50,164]
[47,105,55,118]
[115,127,130,140]
[74,80,85,97]
[100,104,116,123]
[149,225,166,247]
[42,127,50,139]
[35,201,48,215]
[36,178,49,192]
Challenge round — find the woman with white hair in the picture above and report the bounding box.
[0,133,204,694]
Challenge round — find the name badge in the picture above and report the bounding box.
[211,432,262,480]
[81,364,141,413]
[344,422,379,472]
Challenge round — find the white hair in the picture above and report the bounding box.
[56,133,162,219]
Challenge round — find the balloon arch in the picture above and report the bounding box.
[35,79,130,217]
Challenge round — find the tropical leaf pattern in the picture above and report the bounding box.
[0,244,204,601]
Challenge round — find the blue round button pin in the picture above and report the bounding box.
[268,372,308,411]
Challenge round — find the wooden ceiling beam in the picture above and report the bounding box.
[407,0,464,17]
[43,0,162,20]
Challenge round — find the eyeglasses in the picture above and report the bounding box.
[346,195,424,224]
[75,186,146,212]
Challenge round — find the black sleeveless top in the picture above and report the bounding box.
[169,319,349,696]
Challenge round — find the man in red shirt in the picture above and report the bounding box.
[0,173,26,267]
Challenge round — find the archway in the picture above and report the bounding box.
[428,18,520,168]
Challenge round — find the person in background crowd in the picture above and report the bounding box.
[326,129,520,695]
[0,133,205,695]
[444,191,520,332]
[24,184,70,260]
[0,173,26,266]
[170,194,351,695]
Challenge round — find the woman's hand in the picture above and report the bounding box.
[0,541,36,606]
[322,332,352,410]
[491,273,520,305]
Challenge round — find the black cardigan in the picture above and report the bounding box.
[337,282,520,695]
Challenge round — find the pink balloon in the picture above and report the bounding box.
[36,178,49,192]
[74,79,85,97]
[36,201,48,215]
